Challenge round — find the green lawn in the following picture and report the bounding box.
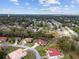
[36,46,46,56]
[23,51,35,59]
[63,54,71,59]
[5,47,18,53]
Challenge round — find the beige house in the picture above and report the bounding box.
[7,49,27,59]
[36,38,47,46]
[24,38,33,43]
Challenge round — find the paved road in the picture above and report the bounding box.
[0,43,41,59]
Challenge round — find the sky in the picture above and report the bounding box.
[0,0,79,14]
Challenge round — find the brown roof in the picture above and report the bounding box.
[36,38,47,46]
[0,37,7,41]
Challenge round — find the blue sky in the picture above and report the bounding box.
[0,0,79,14]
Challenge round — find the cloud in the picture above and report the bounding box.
[52,4,74,14]
[75,0,79,3]
[71,1,75,3]
[10,0,18,3]
[0,9,13,14]
[46,0,60,4]
[64,5,74,8]
[39,0,60,6]
[71,5,74,7]
[46,5,75,14]
[48,7,61,13]
[72,0,79,3]
[10,0,19,5]
[26,6,32,10]
[14,2,19,5]
[0,8,26,14]
[64,5,69,8]
[25,2,30,6]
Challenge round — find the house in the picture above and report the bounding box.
[24,38,33,43]
[32,42,40,48]
[0,37,8,42]
[46,48,64,59]
[7,49,27,59]
[36,38,47,46]
[14,37,21,41]
[0,25,10,31]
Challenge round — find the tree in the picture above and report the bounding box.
[73,27,79,33]
[51,31,58,38]
[0,48,7,59]
[59,36,73,52]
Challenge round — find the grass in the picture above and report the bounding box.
[23,51,35,59]
[36,46,46,56]
[5,47,18,53]
[63,54,71,59]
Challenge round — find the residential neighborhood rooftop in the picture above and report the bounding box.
[47,48,61,56]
